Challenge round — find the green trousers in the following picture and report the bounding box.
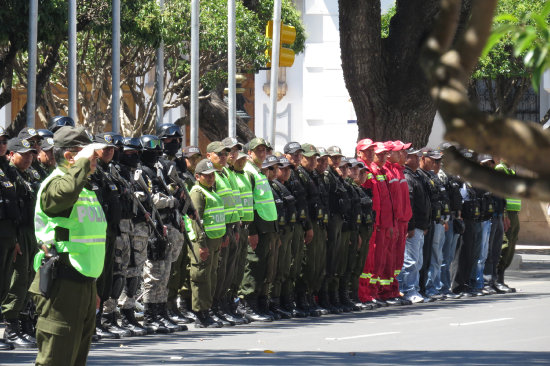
[214,225,240,302]
[167,237,190,302]
[350,224,373,297]
[281,222,305,298]
[323,214,344,293]
[1,225,37,320]
[30,272,96,366]
[269,225,294,298]
[239,231,277,301]
[498,211,520,275]
[0,227,17,304]
[189,236,221,312]
[231,225,249,297]
[296,220,326,295]
[338,228,353,292]
[95,229,116,302]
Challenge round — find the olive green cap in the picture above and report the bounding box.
[301,143,319,157]
[316,146,329,157]
[207,141,230,153]
[53,126,97,149]
[249,137,268,150]
[195,159,218,174]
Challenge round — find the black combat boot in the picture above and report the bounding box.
[102,312,132,337]
[179,298,197,321]
[242,298,273,322]
[143,303,170,334]
[4,319,36,348]
[157,303,186,332]
[308,294,324,316]
[19,314,37,343]
[281,294,307,318]
[95,311,119,339]
[167,299,193,324]
[194,310,222,328]
[0,338,14,350]
[329,290,344,313]
[259,296,279,320]
[339,287,360,312]
[217,297,244,325]
[269,297,292,319]
[120,308,148,336]
[318,290,338,314]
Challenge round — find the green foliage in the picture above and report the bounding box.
[476,0,549,90]
[381,5,396,39]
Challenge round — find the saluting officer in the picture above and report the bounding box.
[30,126,107,365]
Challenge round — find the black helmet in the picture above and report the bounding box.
[140,135,163,151]
[37,129,54,139]
[48,116,75,133]
[157,123,182,139]
[122,137,142,151]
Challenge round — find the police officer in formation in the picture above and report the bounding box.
[0,117,522,358]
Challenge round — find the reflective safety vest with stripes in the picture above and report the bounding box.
[215,170,239,224]
[495,163,522,211]
[225,167,243,220]
[190,184,226,239]
[234,170,254,222]
[244,161,277,221]
[33,168,107,278]
[183,214,196,241]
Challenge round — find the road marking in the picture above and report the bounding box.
[450,318,513,326]
[326,331,400,341]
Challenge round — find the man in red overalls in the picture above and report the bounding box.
[357,141,395,307]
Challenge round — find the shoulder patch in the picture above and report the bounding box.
[2,181,13,188]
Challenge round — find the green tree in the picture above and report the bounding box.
[471,0,548,120]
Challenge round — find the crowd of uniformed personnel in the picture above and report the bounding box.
[0,118,521,359]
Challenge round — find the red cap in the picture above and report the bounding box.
[392,140,412,151]
[373,142,389,154]
[383,141,395,151]
[356,138,374,151]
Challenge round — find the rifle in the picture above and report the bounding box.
[155,162,200,261]
[167,164,203,231]
[110,164,166,242]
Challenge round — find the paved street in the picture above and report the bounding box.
[2,261,549,365]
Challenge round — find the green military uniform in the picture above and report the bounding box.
[188,181,225,312]
[230,165,253,300]
[29,126,107,366]
[238,160,278,308]
[268,177,296,313]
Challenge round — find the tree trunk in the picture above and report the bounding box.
[339,0,471,147]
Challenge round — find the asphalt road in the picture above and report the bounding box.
[2,266,549,365]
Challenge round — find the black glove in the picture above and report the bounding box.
[147,236,168,261]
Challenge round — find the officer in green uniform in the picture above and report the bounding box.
[2,137,41,348]
[0,127,18,351]
[229,152,253,322]
[349,161,375,309]
[238,137,278,322]
[283,142,314,316]
[206,141,240,325]
[188,159,226,327]
[29,126,107,366]
[295,143,326,316]
[267,155,295,319]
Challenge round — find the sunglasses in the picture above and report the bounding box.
[216,151,228,157]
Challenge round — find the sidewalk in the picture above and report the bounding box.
[513,244,550,270]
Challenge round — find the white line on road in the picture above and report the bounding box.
[326,331,400,341]
[450,318,513,326]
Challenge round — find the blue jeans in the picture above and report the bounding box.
[439,221,460,293]
[425,222,445,296]
[472,220,492,289]
[397,229,424,297]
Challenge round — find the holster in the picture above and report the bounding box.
[39,253,59,299]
